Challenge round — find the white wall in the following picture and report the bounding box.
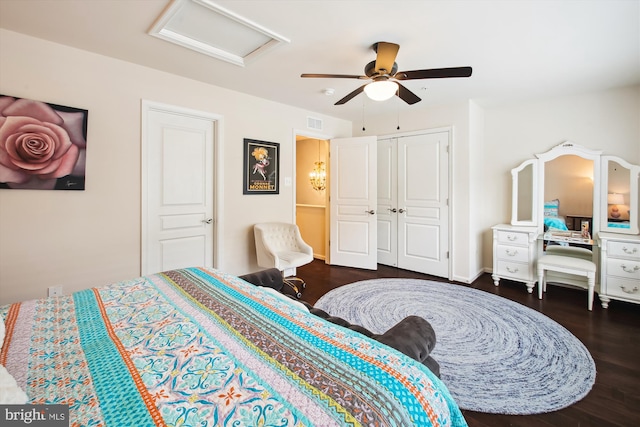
[0,29,351,304]
[468,101,486,281]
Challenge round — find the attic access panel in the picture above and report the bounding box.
[148,0,289,67]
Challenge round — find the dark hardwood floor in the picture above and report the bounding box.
[297,260,640,427]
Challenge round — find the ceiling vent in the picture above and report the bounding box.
[148,0,289,67]
[307,117,323,131]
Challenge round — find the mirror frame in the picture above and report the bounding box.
[600,155,640,235]
[511,158,538,226]
[535,142,602,235]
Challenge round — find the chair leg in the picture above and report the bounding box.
[281,280,302,299]
[587,273,595,311]
[286,277,306,289]
[280,273,303,299]
[537,267,545,300]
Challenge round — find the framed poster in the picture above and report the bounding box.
[0,94,88,190]
[243,138,279,194]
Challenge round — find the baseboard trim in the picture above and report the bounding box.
[452,268,488,284]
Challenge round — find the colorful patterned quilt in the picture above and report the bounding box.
[1,267,466,427]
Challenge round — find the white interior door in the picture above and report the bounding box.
[397,132,449,277]
[377,138,397,266]
[330,136,377,269]
[142,103,216,275]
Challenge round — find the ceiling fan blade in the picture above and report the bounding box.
[396,83,421,105]
[374,42,400,73]
[395,66,473,80]
[301,73,368,79]
[335,85,367,105]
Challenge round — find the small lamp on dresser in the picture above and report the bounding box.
[607,193,624,219]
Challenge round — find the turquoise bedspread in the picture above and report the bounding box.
[1,267,466,427]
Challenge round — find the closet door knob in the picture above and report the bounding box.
[398,208,406,213]
[202,218,213,224]
[388,208,397,213]
[365,210,375,215]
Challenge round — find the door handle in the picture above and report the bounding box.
[202,218,213,224]
[388,208,397,213]
[365,210,375,215]
[398,208,406,213]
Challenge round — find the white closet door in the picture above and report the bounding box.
[397,132,449,277]
[377,138,398,266]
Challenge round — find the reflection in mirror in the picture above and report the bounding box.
[601,156,639,235]
[511,159,537,225]
[607,161,630,222]
[517,164,533,222]
[543,155,594,233]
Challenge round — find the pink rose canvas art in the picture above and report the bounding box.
[0,95,88,190]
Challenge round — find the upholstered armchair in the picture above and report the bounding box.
[253,222,314,298]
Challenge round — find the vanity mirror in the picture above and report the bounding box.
[510,142,606,235]
[510,141,640,235]
[510,159,537,226]
[600,156,640,235]
[535,142,601,237]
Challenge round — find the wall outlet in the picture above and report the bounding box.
[48,286,63,297]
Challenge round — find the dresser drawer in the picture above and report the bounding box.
[496,260,530,281]
[497,231,529,246]
[607,241,640,260]
[606,258,640,280]
[496,244,530,263]
[603,277,640,302]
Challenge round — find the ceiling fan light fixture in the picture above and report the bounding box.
[364,80,398,101]
[301,41,471,105]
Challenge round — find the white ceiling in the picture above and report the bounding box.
[1,0,638,123]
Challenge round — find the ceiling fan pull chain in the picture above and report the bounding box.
[362,98,366,131]
[396,95,400,130]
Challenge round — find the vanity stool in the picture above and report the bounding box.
[537,254,597,310]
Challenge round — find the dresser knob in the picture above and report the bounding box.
[620,285,639,294]
[506,249,518,257]
[622,246,638,255]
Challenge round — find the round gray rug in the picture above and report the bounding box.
[315,278,596,415]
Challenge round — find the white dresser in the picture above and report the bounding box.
[492,224,539,293]
[597,233,640,308]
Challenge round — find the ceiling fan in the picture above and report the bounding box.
[301,42,472,105]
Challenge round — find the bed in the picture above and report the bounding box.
[0,267,466,427]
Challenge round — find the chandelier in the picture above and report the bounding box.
[309,161,326,191]
[309,140,326,191]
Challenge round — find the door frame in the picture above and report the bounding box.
[141,100,224,273]
[377,126,454,280]
[293,128,334,263]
